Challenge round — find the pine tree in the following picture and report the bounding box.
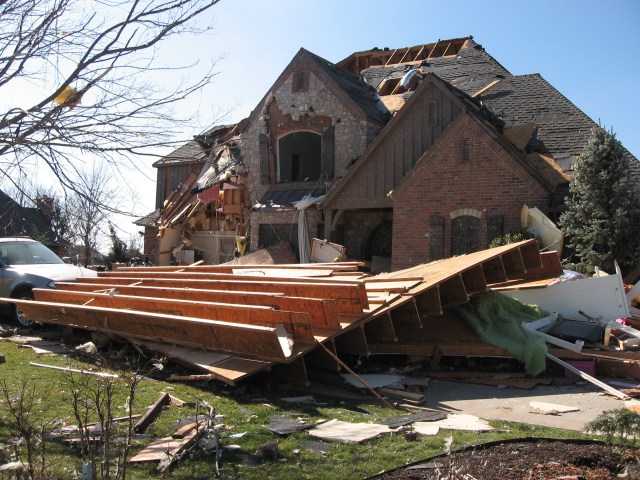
[560,128,640,274]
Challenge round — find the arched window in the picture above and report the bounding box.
[277,132,321,182]
[451,215,481,256]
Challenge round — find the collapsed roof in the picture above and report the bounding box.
[6,240,554,385]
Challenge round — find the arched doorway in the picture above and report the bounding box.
[364,220,393,260]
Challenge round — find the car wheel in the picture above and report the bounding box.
[13,290,36,328]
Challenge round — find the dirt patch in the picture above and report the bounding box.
[372,439,640,479]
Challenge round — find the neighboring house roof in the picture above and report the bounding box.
[0,190,61,244]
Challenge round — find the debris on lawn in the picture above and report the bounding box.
[264,415,313,436]
[528,401,581,415]
[133,392,171,433]
[307,419,391,444]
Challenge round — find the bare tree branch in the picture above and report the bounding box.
[0,0,222,212]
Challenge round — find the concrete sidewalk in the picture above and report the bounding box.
[422,378,638,431]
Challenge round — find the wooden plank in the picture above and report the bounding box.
[53,284,341,328]
[128,339,271,384]
[129,425,200,463]
[134,392,171,433]
[71,277,367,315]
[12,300,294,361]
[34,289,316,342]
[97,270,362,285]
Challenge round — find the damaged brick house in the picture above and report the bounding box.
[138,36,639,270]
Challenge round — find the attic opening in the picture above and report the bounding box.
[378,70,421,96]
[277,131,321,182]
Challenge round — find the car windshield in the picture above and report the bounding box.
[0,241,64,265]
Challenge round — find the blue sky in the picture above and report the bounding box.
[170,0,639,160]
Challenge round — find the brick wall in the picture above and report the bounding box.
[391,113,551,271]
[243,54,382,251]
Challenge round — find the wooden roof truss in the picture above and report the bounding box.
[3,240,546,385]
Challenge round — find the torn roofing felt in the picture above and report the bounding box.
[0,239,555,385]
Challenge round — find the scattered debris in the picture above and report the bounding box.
[129,421,203,465]
[380,410,448,428]
[307,419,391,444]
[29,362,119,378]
[280,395,316,404]
[134,392,171,433]
[413,414,495,434]
[529,401,580,415]
[264,415,313,436]
[341,374,403,389]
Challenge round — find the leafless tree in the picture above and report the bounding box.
[0,0,222,209]
[65,162,121,265]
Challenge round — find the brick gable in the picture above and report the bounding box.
[391,112,550,270]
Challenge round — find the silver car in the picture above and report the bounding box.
[0,237,97,327]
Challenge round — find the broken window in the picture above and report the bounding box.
[277,132,321,182]
[451,215,480,256]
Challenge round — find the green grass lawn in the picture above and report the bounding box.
[0,335,597,479]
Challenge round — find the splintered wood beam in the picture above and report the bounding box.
[73,277,367,314]
[471,79,501,98]
[53,283,341,328]
[460,265,487,295]
[34,289,316,342]
[9,299,294,361]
